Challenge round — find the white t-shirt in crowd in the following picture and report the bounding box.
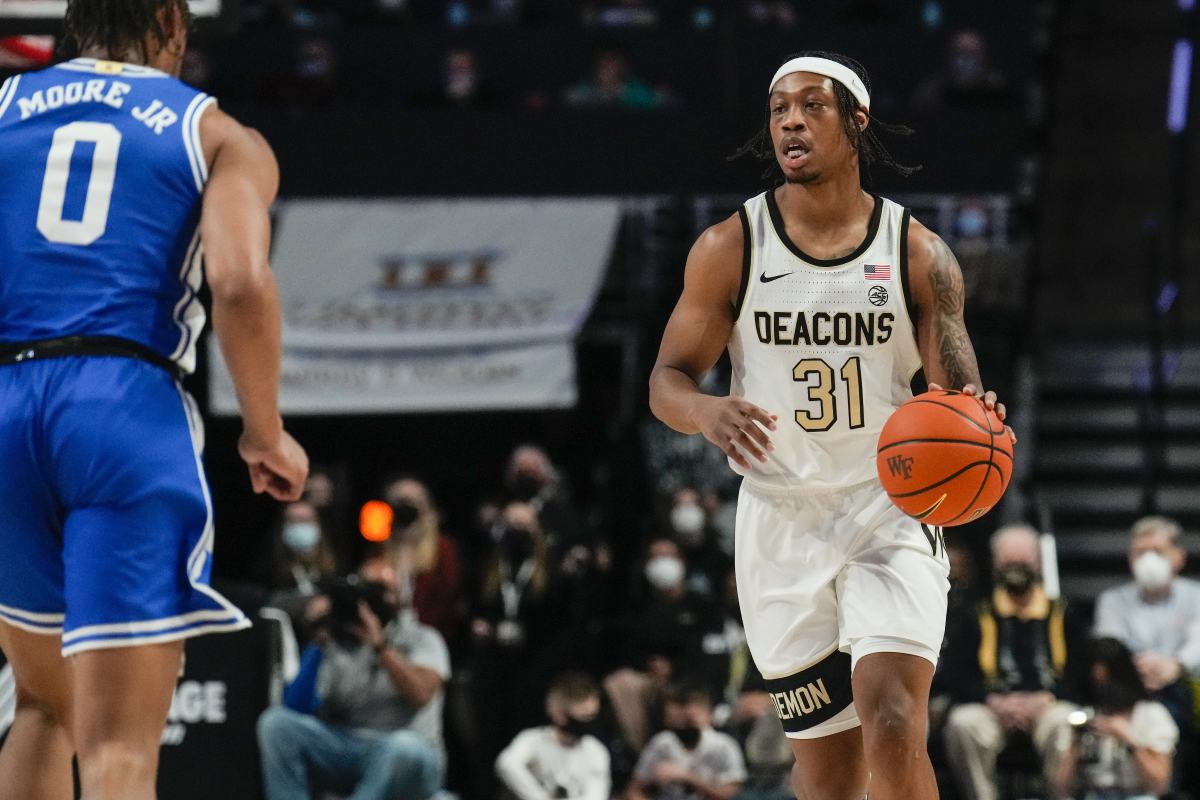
[634,728,748,800]
[1070,701,1179,795]
[495,726,611,800]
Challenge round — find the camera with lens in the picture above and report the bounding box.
[319,575,398,647]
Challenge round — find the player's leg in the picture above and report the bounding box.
[852,652,938,800]
[0,623,74,800]
[836,486,951,800]
[0,361,74,798]
[50,359,249,798]
[787,727,868,800]
[736,482,866,799]
[70,642,183,800]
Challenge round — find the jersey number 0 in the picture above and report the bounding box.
[37,122,122,246]
[792,356,865,432]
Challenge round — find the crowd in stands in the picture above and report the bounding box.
[250,433,1199,800]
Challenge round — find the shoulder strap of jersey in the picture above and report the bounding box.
[180,93,216,192]
[0,75,21,123]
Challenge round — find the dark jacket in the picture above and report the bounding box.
[943,585,1085,704]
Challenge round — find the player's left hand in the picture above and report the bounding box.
[929,382,1017,445]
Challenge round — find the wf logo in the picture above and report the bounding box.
[887,455,914,480]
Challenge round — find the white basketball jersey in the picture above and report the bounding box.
[728,190,922,490]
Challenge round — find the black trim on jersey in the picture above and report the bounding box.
[765,189,884,268]
[733,205,752,321]
[763,649,854,734]
[898,208,915,324]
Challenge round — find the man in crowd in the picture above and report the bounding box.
[1094,515,1199,783]
[257,554,451,800]
[496,672,611,800]
[625,683,746,800]
[941,525,1083,800]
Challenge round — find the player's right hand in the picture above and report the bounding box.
[689,395,777,470]
[238,429,309,502]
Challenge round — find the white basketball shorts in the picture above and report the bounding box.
[734,476,950,739]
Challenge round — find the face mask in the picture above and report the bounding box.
[996,564,1036,596]
[511,474,543,502]
[1133,551,1173,592]
[558,715,600,742]
[504,527,534,563]
[670,503,706,544]
[392,501,420,529]
[645,556,685,592]
[668,724,702,749]
[283,522,320,553]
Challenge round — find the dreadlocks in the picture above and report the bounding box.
[732,50,920,186]
[63,0,191,63]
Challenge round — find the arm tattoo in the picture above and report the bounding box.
[927,238,980,389]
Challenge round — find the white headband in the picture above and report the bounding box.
[769,57,871,111]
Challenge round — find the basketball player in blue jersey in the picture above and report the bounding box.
[0,2,307,797]
[651,53,1014,799]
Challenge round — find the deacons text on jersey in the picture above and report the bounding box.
[727,190,922,490]
[0,58,214,373]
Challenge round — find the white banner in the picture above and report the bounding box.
[208,198,620,415]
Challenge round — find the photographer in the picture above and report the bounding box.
[1049,637,1177,800]
[257,554,451,800]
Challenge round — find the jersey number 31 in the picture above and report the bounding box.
[793,356,865,432]
[36,122,122,246]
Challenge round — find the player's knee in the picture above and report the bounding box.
[14,685,69,730]
[78,740,156,781]
[861,686,923,745]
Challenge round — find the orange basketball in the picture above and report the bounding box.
[876,390,1014,527]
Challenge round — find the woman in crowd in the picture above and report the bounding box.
[1050,637,1177,800]
[381,476,464,643]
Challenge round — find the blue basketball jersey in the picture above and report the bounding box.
[0,58,213,373]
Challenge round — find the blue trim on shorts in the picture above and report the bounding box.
[60,613,250,657]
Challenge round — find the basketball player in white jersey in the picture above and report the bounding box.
[650,52,1012,800]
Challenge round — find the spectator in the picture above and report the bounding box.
[666,486,731,599]
[626,682,747,800]
[265,500,340,641]
[606,538,725,752]
[381,476,464,643]
[941,524,1084,800]
[1093,515,1198,788]
[496,672,611,800]
[467,502,564,795]
[742,2,799,27]
[910,28,1010,115]
[257,554,451,800]
[254,35,341,108]
[580,0,659,28]
[1049,637,1177,800]
[505,443,584,553]
[426,47,497,108]
[1094,516,1199,706]
[564,49,671,110]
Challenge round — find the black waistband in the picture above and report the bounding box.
[0,335,183,381]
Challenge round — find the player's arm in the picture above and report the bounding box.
[649,215,777,469]
[200,108,308,501]
[907,218,1007,426]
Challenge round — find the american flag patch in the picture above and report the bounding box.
[864,264,891,280]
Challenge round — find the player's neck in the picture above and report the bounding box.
[80,46,147,67]
[776,169,869,231]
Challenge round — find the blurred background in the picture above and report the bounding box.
[0,1,1198,799]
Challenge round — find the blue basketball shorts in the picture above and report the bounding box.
[0,355,249,657]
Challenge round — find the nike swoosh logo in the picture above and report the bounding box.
[760,272,793,283]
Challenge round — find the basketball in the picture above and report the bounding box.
[876,390,1014,527]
